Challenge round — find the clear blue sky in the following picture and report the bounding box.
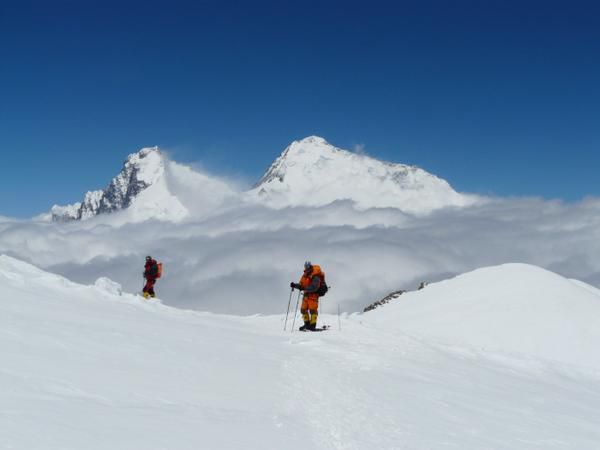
[1,0,599,217]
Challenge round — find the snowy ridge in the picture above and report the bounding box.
[248,136,477,213]
[0,254,77,287]
[366,263,600,370]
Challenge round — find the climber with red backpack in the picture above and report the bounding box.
[142,255,162,299]
[290,261,328,331]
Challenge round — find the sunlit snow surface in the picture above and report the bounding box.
[2,255,599,450]
[247,136,478,213]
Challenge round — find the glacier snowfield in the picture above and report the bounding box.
[2,255,599,450]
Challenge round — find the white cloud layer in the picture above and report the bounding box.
[2,158,600,316]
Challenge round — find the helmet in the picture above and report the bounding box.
[145,255,152,261]
[304,261,312,272]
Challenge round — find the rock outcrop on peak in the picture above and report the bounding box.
[51,147,164,222]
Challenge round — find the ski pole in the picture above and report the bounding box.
[317,296,325,329]
[290,290,301,333]
[283,287,294,331]
[338,304,341,331]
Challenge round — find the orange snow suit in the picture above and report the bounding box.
[299,265,324,326]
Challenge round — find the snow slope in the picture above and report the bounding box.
[364,263,600,370]
[2,255,600,449]
[247,136,477,213]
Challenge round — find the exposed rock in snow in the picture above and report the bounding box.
[49,202,83,222]
[51,147,166,221]
[363,289,406,312]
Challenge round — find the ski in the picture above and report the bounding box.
[299,325,330,332]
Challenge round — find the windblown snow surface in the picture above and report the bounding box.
[2,255,599,449]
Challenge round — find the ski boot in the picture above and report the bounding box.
[299,322,311,331]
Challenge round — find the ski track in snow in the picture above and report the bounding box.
[279,317,600,450]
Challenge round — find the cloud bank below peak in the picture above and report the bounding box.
[2,194,600,315]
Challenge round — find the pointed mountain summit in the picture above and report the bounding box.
[51,147,168,222]
[249,136,476,213]
[48,146,238,223]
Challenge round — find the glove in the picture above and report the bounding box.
[290,282,301,290]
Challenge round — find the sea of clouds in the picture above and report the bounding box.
[2,158,600,315]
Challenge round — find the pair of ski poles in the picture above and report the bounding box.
[283,287,302,332]
[283,287,341,331]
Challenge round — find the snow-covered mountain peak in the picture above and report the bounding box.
[298,135,328,144]
[50,146,170,222]
[124,146,164,185]
[45,137,479,223]
[249,136,476,213]
[288,135,332,151]
[132,146,160,158]
[48,145,240,224]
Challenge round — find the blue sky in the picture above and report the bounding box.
[1,0,599,218]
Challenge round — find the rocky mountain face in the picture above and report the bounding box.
[51,147,164,222]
